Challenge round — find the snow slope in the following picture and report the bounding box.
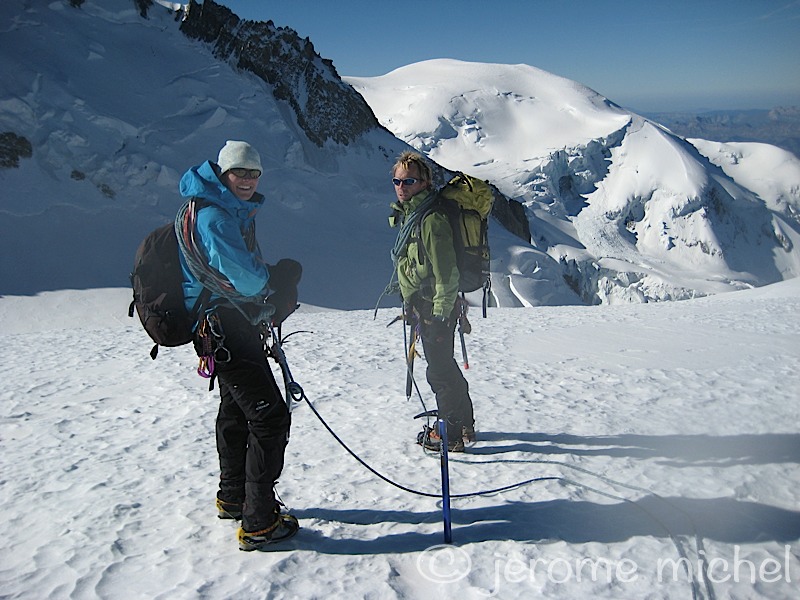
[1,282,798,599]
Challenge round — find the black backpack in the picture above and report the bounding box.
[128,220,209,359]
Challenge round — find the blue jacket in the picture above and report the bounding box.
[178,160,271,312]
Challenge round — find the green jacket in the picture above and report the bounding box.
[389,191,460,319]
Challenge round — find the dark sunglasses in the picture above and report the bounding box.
[228,168,262,179]
[392,177,419,186]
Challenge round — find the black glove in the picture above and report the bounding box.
[266,290,297,326]
[269,258,303,286]
[426,315,451,343]
[267,258,302,325]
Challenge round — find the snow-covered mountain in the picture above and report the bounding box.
[347,60,800,303]
[2,0,799,309]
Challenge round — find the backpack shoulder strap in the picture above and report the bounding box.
[414,196,463,266]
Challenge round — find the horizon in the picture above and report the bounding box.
[219,0,800,113]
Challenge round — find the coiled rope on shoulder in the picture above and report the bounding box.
[389,188,439,268]
[374,189,441,317]
[174,199,262,321]
[175,199,237,299]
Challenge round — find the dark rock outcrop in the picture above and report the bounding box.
[179,0,379,147]
[0,132,32,169]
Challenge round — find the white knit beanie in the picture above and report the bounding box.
[217,140,262,174]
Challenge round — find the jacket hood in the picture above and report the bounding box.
[179,160,264,218]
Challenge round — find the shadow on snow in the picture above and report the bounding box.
[285,431,800,554]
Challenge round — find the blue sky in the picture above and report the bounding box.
[220,0,800,112]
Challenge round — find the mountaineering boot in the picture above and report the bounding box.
[462,424,476,444]
[238,511,299,551]
[416,425,465,453]
[216,498,243,520]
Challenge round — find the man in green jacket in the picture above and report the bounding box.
[389,151,475,452]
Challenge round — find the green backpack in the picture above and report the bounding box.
[428,172,494,296]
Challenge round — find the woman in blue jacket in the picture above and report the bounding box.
[178,140,300,551]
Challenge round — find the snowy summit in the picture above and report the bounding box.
[348,59,800,304]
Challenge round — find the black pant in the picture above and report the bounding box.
[212,307,291,532]
[418,308,475,440]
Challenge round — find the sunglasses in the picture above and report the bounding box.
[228,168,262,179]
[392,177,419,186]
